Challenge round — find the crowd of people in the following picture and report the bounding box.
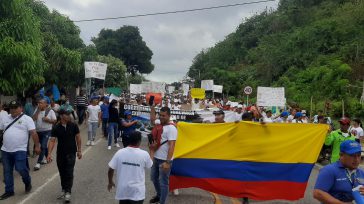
[0,89,363,204]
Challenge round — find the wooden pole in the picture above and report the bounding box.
[310,96,313,122]
[342,99,345,118]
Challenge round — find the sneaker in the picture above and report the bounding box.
[57,191,65,200]
[149,196,160,203]
[40,159,47,165]
[91,141,95,146]
[107,146,111,150]
[115,143,120,148]
[65,192,71,203]
[86,140,91,146]
[34,163,41,171]
[0,192,14,200]
[25,183,32,193]
[173,189,179,195]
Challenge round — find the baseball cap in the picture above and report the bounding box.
[339,117,351,125]
[340,140,362,155]
[124,110,132,116]
[281,111,289,117]
[295,112,303,118]
[213,110,224,115]
[8,100,21,109]
[237,105,243,109]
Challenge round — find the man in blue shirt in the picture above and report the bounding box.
[121,110,138,148]
[314,140,364,203]
[100,96,109,138]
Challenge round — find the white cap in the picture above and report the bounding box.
[237,105,243,108]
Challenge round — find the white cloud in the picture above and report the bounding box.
[42,0,279,83]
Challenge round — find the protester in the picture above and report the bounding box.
[121,110,138,148]
[0,103,8,161]
[0,101,40,200]
[74,90,88,125]
[24,97,37,117]
[47,109,82,203]
[313,110,324,123]
[291,112,304,123]
[213,110,225,123]
[100,96,110,139]
[287,108,297,122]
[86,96,101,146]
[149,106,177,204]
[325,117,355,163]
[108,131,153,204]
[108,99,120,150]
[273,111,289,123]
[313,140,364,203]
[301,110,309,123]
[262,110,273,123]
[234,105,243,122]
[350,118,363,143]
[32,98,57,171]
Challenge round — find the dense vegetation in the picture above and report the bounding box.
[0,0,151,96]
[188,0,364,117]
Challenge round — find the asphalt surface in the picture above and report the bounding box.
[0,124,321,204]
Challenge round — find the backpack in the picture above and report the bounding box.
[151,122,176,149]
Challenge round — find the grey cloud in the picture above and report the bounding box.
[42,0,278,83]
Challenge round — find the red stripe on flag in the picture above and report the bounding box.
[170,175,308,201]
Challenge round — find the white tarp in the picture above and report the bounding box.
[213,85,223,93]
[84,62,107,80]
[201,80,214,91]
[257,87,286,107]
[182,84,189,96]
[130,84,142,94]
[168,86,175,93]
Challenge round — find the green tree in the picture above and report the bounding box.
[96,55,127,88]
[92,26,154,74]
[0,0,45,94]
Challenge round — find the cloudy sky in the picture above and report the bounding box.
[42,0,278,83]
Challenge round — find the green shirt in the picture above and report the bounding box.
[325,129,354,163]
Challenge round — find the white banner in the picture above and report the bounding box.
[141,82,152,93]
[84,62,107,80]
[201,80,214,91]
[151,82,166,93]
[182,84,189,96]
[130,84,142,94]
[168,86,175,93]
[213,85,223,93]
[257,87,286,107]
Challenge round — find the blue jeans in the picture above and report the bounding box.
[108,122,118,146]
[102,118,108,137]
[37,130,51,163]
[151,158,172,204]
[2,151,31,193]
[88,122,98,141]
[76,106,86,124]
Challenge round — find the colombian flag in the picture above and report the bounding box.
[170,122,328,200]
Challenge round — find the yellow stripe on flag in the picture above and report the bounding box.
[174,122,329,164]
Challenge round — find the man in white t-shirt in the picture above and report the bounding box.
[86,97,101,146]
[32,98,57,170]
[0,101,40,200]
[149,106,177,204]
[108,131,153,204]
[234,105,243,121]
[351,119,364,143]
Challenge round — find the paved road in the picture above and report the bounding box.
[0,125,320,204]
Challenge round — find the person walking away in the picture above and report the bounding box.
[121,110,138,148]
[0,101,41,200]
[149,106,177,204]
[32,98,57,171]
[325,117,355,163]
[108,131,153,204]
[0,103,9,161]
[60,99,76,121]
[108,100,120,150]
[74,90,87,125]
[101,96,110,139]
[313,140,364,203]
[47,109,82,203]
[86,96,101,146]
[350,118,363,143]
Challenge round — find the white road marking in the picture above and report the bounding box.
[19,138,102,204]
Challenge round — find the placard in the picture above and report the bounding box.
[257,87,286,107]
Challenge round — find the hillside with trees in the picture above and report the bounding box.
[188,0,364,117]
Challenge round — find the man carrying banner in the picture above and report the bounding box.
[149,105,177,204]
[314,140,364,203]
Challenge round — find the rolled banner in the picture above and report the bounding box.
[353,185,364,204]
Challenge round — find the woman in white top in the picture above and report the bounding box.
[351,118,364,143]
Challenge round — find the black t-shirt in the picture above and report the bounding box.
[51,122,80,155]
[108,106,119,123]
